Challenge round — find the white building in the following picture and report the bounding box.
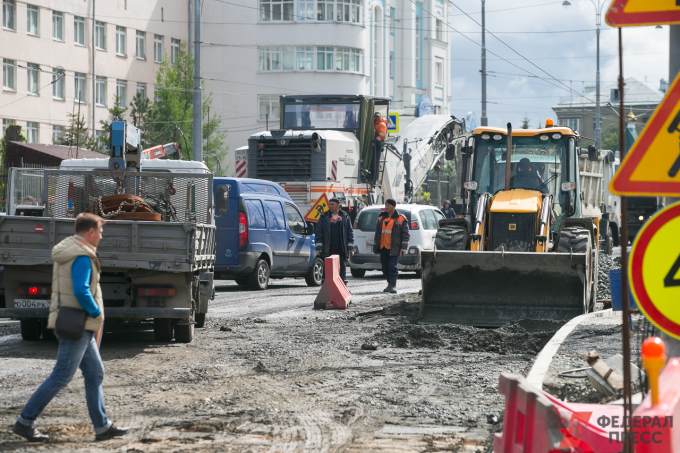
[201,0,451,174]
[0,0,187,145]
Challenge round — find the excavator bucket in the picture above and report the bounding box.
[420,250,589,326]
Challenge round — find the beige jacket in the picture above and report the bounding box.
[47,235,104,332]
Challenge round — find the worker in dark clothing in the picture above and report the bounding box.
[510,157,548,193]
[373,199,410,293]
[441,200,456,219]
[316,198,354,283]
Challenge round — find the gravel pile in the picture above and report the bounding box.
[597,248,622,302]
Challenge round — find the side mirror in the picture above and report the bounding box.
[305,223,316,235]
[445,143,456,160]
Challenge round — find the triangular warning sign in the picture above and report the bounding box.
[610,74,680,197]
[606,0,680,27]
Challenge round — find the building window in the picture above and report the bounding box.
[317,0,334,20]
[3,0,16,30]
[52,125,65,143]
[26,121,39,143]
[259,0,294,22]
[171,38,180,64]
[297,0,314,21]
[258,94,280,122]
[116,26,126,56]
[434,58,443,85]
[26,4,39,36]
[335,47,350,72]
[52,10,63,41]
[2,58,16,90]
[259,47,283,71]
[562,117,581,132]
[336,0,361,23]
[74,16,85,45]
[95,21,106,50]
[154,34,163,63]
[435,19,444,41]
[95,129,106,144]
[350,48,362,73]
[136,82,146,98]
[390,7,396,36]
[135,31,146,60]
[74,72,86,103]
[95,76,106,106]
[296,47,313,70]
[27,63,39,95]
[317,46,333,71]
[389,51,394,80]
[52,67,64,99]
[116,79,127,107]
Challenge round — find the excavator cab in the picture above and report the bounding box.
[421,124,599,326]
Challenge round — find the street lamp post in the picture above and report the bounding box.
[481,0,488,127]
[563,0,605,149]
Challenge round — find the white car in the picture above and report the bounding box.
[349,204,446,277]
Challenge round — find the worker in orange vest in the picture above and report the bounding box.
[370,113,388,182]
[373,199,410,293]
[374,112,387,141]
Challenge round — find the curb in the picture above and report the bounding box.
[527,309,616,388]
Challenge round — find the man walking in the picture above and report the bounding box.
[13,213,129,442]
[316,198,354,283]
[373,199,410,293]
[441,200,456,219]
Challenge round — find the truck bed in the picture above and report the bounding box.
[0,216,215,272]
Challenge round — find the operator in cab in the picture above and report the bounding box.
[510,157,548,193]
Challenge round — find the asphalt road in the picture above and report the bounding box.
[210,270,422,319]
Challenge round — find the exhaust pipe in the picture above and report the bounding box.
[505,122,513,190]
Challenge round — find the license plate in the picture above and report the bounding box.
[14,299,50,309]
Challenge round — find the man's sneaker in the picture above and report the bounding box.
[95,424,129,442]
[382,286,391,293]
[12,421,49,442]
[387,287,397,294]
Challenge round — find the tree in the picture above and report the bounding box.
[60,112,97,150]
[147,47,226,173]
[129,93,152,148]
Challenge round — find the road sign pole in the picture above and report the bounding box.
[616,28,634,453]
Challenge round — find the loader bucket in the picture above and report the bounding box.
[420,250,589,326]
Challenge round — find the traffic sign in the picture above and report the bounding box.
[304,193,330,222]
[629,202,680,339]
[606,0,680,27]
[609,74,680,196]
[387,112,400,133]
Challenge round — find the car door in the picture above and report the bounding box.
[283,202,311,274]
[420,209,445,251]
[213,181,239,267]
[262,199,289,274]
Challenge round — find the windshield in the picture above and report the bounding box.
[283,102,361,130]
[472,134,570,215]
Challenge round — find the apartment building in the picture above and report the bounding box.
[0,0,187,145]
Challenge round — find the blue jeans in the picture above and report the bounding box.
[380,250,399,287]
[18,330,111,434]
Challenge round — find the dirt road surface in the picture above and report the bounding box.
[0,272,557,452]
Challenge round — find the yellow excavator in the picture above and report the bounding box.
[420,122,599,326]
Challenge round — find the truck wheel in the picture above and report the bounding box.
[154,318,174,342]
[350,268,366,278]
[305,257,324,286]
[20,319,42,341]
[195,312,206,328]
[174,322,194,343]
[249,259,270,290]
[435,225,468,250]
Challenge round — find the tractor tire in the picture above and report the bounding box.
[305,257,324,287]
[248,259,270,290]
[557,227,590,253]
[20,319,42,341]
[154,318,174,342]
[435,225,468,250]
[174,322,194,343]
[350,268,366,278]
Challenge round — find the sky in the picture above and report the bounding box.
[447,0,671,129]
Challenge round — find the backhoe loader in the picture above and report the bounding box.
[420,123,599,326]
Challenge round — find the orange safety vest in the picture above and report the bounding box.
[374,117,387,141]
[379,217,396,250]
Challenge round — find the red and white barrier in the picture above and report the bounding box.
[313,255,351,310]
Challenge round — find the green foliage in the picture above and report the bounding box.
[129,93,152,148]
[96,97,127,151]
[601,123,619,151]
[60,112,97,150]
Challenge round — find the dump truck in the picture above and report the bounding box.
[0,121,215,343]
[421,123,599,326]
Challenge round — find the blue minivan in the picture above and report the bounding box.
[213,177,323,290]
